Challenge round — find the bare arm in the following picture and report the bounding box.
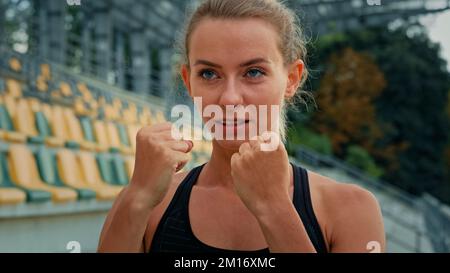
[328,184,386,253]
[97,186,151,252]
[254,197,316,252]
[97,123,192,253]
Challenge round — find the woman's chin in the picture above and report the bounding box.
[214,138,247,151]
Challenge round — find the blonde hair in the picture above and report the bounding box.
[176,0,309,141]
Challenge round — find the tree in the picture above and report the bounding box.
[300,24,450,202]
[312,47,386,156]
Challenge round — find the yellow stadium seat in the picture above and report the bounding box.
[93,119,113,152]
[0,95,27,143]
[28,99,65,147]
[9,57,22,72]
[56,149,120,200]
[112,98,122,110]
[105,122,133,155]
[126,124,140,151]
[12,98,45,143]
[104,104,119,121]
[0,188,26,205]
[78,151,123,193]
[121,102,138,124]
[63,107,106,151]
[40,63,51,81]
[155,110,166,123]
[139,107,153,126]
[47,105,70,142]
[0,149,26,205]
[8,144,77,203]
[76,82,93,102]
[5,78,23,98]
[59,82,73,97]
[35,75,48,92]
[74,97,92,116]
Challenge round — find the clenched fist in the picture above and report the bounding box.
[230,135,291,217]
[129,122,193,209]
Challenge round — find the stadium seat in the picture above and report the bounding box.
[0,150,26,204]
[40,64,51,81]
[110,155,130,185]
[13,98,45,144]
[116,123,131,148]
[139,107,153,125]
[5,78,23,98]
[105,122,133,155]
[76,82,94,102]
[30,100,65,147]
[0,95,27,143]
[126,124,140,151]
[77,151,123,197]
[56,149,119,200]
[8,144,77,203]
[93,119,120,153]
[34,145,96,200]
[96,153,128,186]
[63,107,104,151]
[8,57,22,73]
[59,82,73,97]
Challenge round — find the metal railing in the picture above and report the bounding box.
[293,144,449,252]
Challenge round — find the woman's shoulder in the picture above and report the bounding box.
[306,169,385,251]
[306,169,381,222]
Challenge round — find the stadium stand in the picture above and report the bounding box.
[0,48,213,251]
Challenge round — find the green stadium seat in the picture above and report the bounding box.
[116,123,130,147]
[96,153,128,186]
[0,150,27,204]
[34,145,96,200]
[13,98,45,144]
[8,143,77,203]
[111,155,129,186]
[0,150,50,203]
[0,95,27,143]
[55,149,118,200]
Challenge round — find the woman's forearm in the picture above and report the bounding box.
[255,198,316,253]
[97,187,153,253]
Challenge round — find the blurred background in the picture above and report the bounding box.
[0,0,449,253]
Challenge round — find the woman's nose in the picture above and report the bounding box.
[218,79,243,106]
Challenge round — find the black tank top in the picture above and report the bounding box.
[149,162,328,253]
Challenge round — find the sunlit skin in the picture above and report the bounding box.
[98,18,386,253]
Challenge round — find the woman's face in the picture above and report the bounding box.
[182,18,303,151]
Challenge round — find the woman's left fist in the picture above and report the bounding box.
[230,134,291,216]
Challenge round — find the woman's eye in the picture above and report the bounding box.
[199,70,218,80]
[245,68,265,79]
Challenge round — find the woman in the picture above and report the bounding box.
[98,0,385,253]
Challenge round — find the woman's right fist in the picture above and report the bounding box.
[129,122,193,209]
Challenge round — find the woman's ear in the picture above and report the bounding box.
[285,59,304,99]
[181,64,193,97]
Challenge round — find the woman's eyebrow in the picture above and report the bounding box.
[193,58,270,68]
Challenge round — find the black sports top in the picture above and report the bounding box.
[149,162,328,253]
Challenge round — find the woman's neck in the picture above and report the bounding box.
[196,140,239,190]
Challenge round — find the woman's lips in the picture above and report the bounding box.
[215,120,250,127]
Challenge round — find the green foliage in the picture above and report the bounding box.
[287,125,332,156]
[292,23,450,203]
[345,145,384,178]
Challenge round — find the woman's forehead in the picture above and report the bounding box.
[188,18,283,65]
